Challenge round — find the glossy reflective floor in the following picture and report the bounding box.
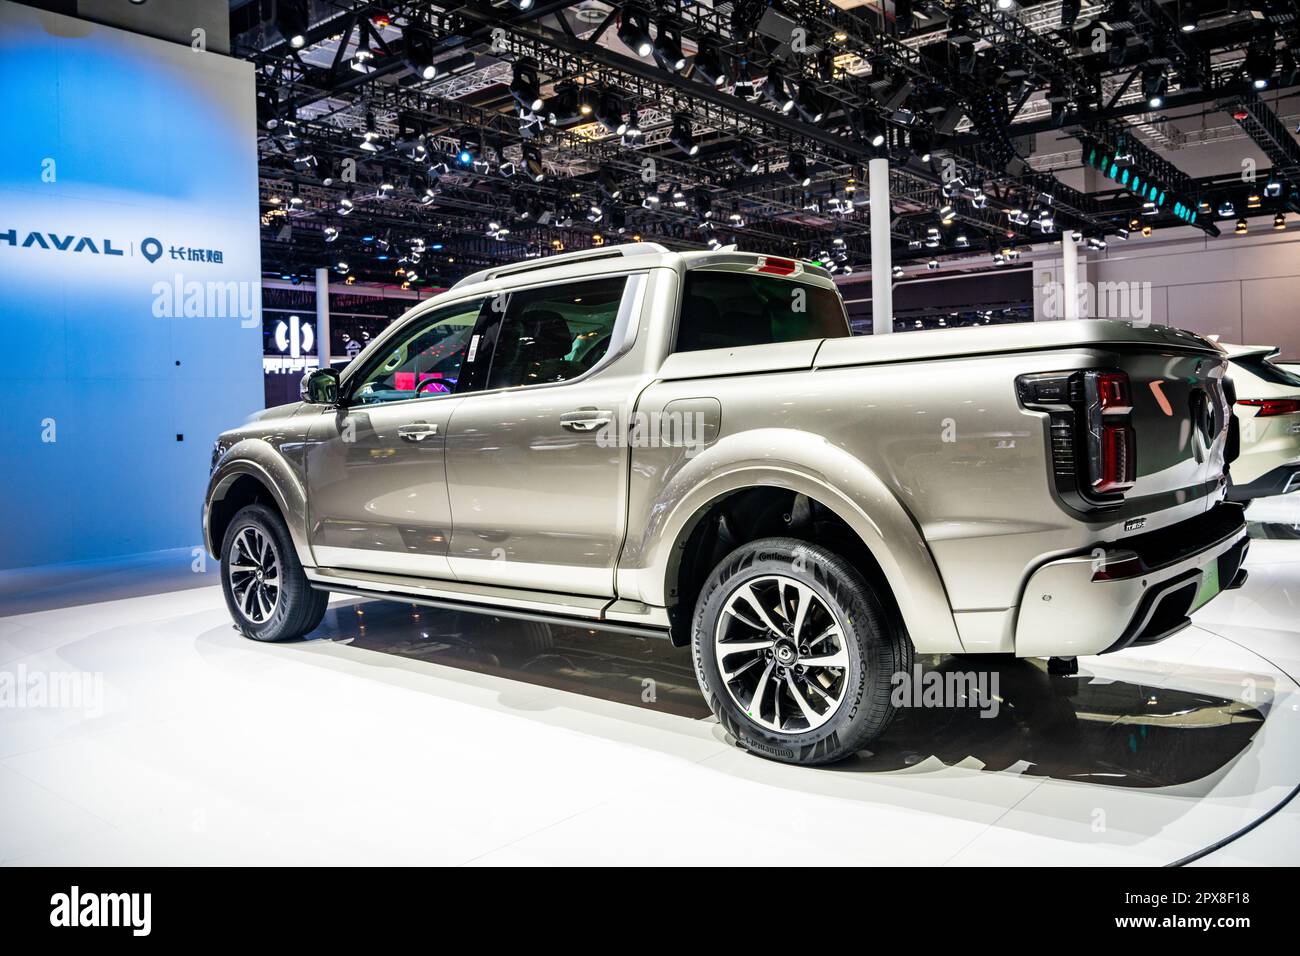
[1,507,1298,865]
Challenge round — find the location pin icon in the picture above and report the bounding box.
[141,237,162,263]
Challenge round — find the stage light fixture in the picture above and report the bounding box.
[1275,213,1287,230]
[787,152,811,187]
[1142,66,1167,108]
[1061,0,1081,28]
[510,63,543,113]
[731,144,759,173]
[1178,4,1198,31]
[617,8,654,58]
[693,41,729,88]
[794,79,825,123]
[669,114,699,156]
[404,29,438,80]
[275,0,309,49]
[762,67,795,113]
[1236,217,1248,234]
[653,20,687,73]
[523,143,545,183]
[595,91,628,135]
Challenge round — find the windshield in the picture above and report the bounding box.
[675,271,850,352]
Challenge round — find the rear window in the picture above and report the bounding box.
[1236,355,1300,389]
[674,271,849,352]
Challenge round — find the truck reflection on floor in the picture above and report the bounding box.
[315,600,1266,790]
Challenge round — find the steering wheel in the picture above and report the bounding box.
[415,377,453,396]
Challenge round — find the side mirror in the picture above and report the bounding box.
[300,367,340,405]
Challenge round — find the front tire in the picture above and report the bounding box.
[220,503,328,642]
[692,537,912,765]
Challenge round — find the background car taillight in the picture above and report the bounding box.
[1236,398,1300,417]
[1017,368,1138,512]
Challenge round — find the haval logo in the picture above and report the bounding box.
[274,315,315,358]
[0,228,127,256]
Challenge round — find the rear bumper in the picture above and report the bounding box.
[1227,462,1300,501]
[1014,504,1249,658]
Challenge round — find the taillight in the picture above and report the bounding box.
[1016,368,1137,512]
[1094,372,1132,414]
[1085,370,1137,497]
[1237,398,1300,417]
[1095,423,1136,493]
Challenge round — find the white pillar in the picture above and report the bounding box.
[1062,231,1080,321]
[868,157,893,334]
[315,267,331,367]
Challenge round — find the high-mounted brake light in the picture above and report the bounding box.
[754,256,799,276]
[1237,398,1300,417]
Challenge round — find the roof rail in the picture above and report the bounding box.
[451,242,671,290]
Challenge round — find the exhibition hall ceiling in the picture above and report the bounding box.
[230,0,1300,285]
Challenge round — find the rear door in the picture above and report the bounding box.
[444,273,646,596]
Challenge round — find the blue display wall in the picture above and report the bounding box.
[0,0,263,569]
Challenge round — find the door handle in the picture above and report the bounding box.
[398,422,439,442]
[560,409,613,432]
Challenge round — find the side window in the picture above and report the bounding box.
[675,271,850,352]
[348,298,486,405]
[485,277,628,390]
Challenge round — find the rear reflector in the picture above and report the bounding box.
[1237,398,1300,417]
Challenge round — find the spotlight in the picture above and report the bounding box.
[456,144,475,167]
[1218,199,1235,216]
[510,63,543,113]
[762,67,794,113]
[731,144,759,173]
[669,114,699,156]
[1236,217,1248,234]
[1061,0,1081,28]
[733,60,756,98]
[595,91,628,135]
[1265,177,1283,198]
[545,86,583,126]
[1178,5,1198,32]
[1245,41,1276,90]
[793,79,825,123]
[324,226,339,243]
[523,143,545,183]
[693,39,729,88]
[623,108,643,142]
[1142,66,1167,109]
[359,111,383,153]
[275,0,309,49]
[337,191,354,216]
[617,7,653,58]
[1275,213,1287,230]
[787,152,811,187]
[862,114,886,148]
[404,29,437,81]
[652,20,687,73]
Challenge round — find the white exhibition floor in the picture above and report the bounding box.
[2,506,1299,866]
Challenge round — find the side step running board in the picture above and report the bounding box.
[313,582,672,641]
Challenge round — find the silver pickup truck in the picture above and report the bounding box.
[204,243,1248,765]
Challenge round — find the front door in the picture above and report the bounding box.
[305,295,489,577]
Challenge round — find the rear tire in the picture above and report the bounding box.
[691,537,912,765]
[220,504,328,642]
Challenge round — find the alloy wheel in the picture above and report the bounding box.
[714,574,849,733]
[227,526,280,624]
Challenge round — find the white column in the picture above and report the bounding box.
[315,267,331,366]
[1061,231,1080,321]
[868,157,892,334]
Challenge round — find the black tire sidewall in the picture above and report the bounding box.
[692,537,898,764]
[220,503,319,642]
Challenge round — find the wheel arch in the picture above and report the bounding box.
[204,443,311,566]
[624,433,963,653]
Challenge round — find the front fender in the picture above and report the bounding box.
[618,428,964,654]
[204,439,312,566]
